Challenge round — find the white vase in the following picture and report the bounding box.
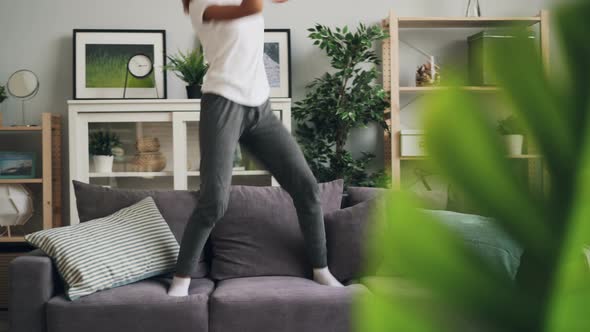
[93,155,114,173]
[504,135,524,156]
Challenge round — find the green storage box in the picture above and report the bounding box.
[468,29,536,86]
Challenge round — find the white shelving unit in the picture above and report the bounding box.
[68,99,292,224]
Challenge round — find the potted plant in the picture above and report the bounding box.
[89,131,121,173]
[497,115,525,155]
[0,85,7,104]
[293,24,390,187]
[164,48,208,99]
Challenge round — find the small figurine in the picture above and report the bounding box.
[416,58,441,87]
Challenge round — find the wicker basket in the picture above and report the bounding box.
[136,137,161,153]
[130,152,166,172]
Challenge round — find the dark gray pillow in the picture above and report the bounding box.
[210,179,344,280]
[325,199,375,282]
[73,181,208,278]
[346,186,389,207]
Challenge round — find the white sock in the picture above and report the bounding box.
[313,267,344,287]
[168,275,191,297]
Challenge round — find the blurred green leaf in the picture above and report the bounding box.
[423,84,551,259]
[356,1,590,331]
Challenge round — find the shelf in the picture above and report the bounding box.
[507,154,543,159]
[400,156,429,160]
[389,17,541,29]
[89,170,272,178]
[0,236,26,243]
[187,170,271,177]
[0,178,43,184]
[68,99,292,104]
[0,126,42,132]
[89,171,173,178]
[400,86,500,93]
[401,155,543,161]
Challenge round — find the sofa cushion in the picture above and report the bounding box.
[209,276,367,332]
[26,197,179,300]
[210,180,344,280]
[345,186,388,207]
[358,276,486,331]
[73,180,207,278]
[359,276,431,299]
[46,277,214,332]
[425,210,523,280]
[325,199,375,283]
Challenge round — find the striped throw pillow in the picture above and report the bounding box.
[25,197,179,300]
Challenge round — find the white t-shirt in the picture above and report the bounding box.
[189,0,270,107]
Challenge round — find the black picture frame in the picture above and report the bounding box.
[264,29,292,98]
[73,29,167,100]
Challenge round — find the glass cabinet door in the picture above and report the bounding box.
[172,112,282,191]
[79,112,174,190]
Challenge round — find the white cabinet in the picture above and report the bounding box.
[68,99,291,224]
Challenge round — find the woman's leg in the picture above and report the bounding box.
[169,94,247,296]
[240,100,343,287]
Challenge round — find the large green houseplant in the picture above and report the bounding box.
[164,48,208,99]
[293,24,390,187]
[357,2,590,331]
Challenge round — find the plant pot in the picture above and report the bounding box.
[503,135,524,156]
[186,85,203,99]
[93,155,114,173]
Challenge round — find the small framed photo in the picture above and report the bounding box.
[264,29,292,98]
[73,29,167,100]
[0,152,36,179]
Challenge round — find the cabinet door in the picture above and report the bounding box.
[75,112,175,189]
[172,110,286,191]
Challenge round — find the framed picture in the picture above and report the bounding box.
[264,29,292,98]
[73,29,167,100]
[0,152,36,179]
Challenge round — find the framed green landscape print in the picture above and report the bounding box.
[73,29,167,100]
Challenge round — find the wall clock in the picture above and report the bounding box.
[123,53,158,98]
[128,54,154,79]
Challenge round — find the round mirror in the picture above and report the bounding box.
[7,70,39,100]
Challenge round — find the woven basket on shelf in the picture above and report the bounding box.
[136,137,161,153]
[130,152,166,172]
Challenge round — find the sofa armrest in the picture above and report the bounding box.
[9,249,59,332]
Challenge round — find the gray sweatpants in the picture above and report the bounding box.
[175,93,328,276]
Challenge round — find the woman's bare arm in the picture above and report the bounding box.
[203,0,263,22]
[202,0,286,22]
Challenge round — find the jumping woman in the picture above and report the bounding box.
[168,0,343,296]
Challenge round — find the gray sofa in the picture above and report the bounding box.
[10,180,380,332]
